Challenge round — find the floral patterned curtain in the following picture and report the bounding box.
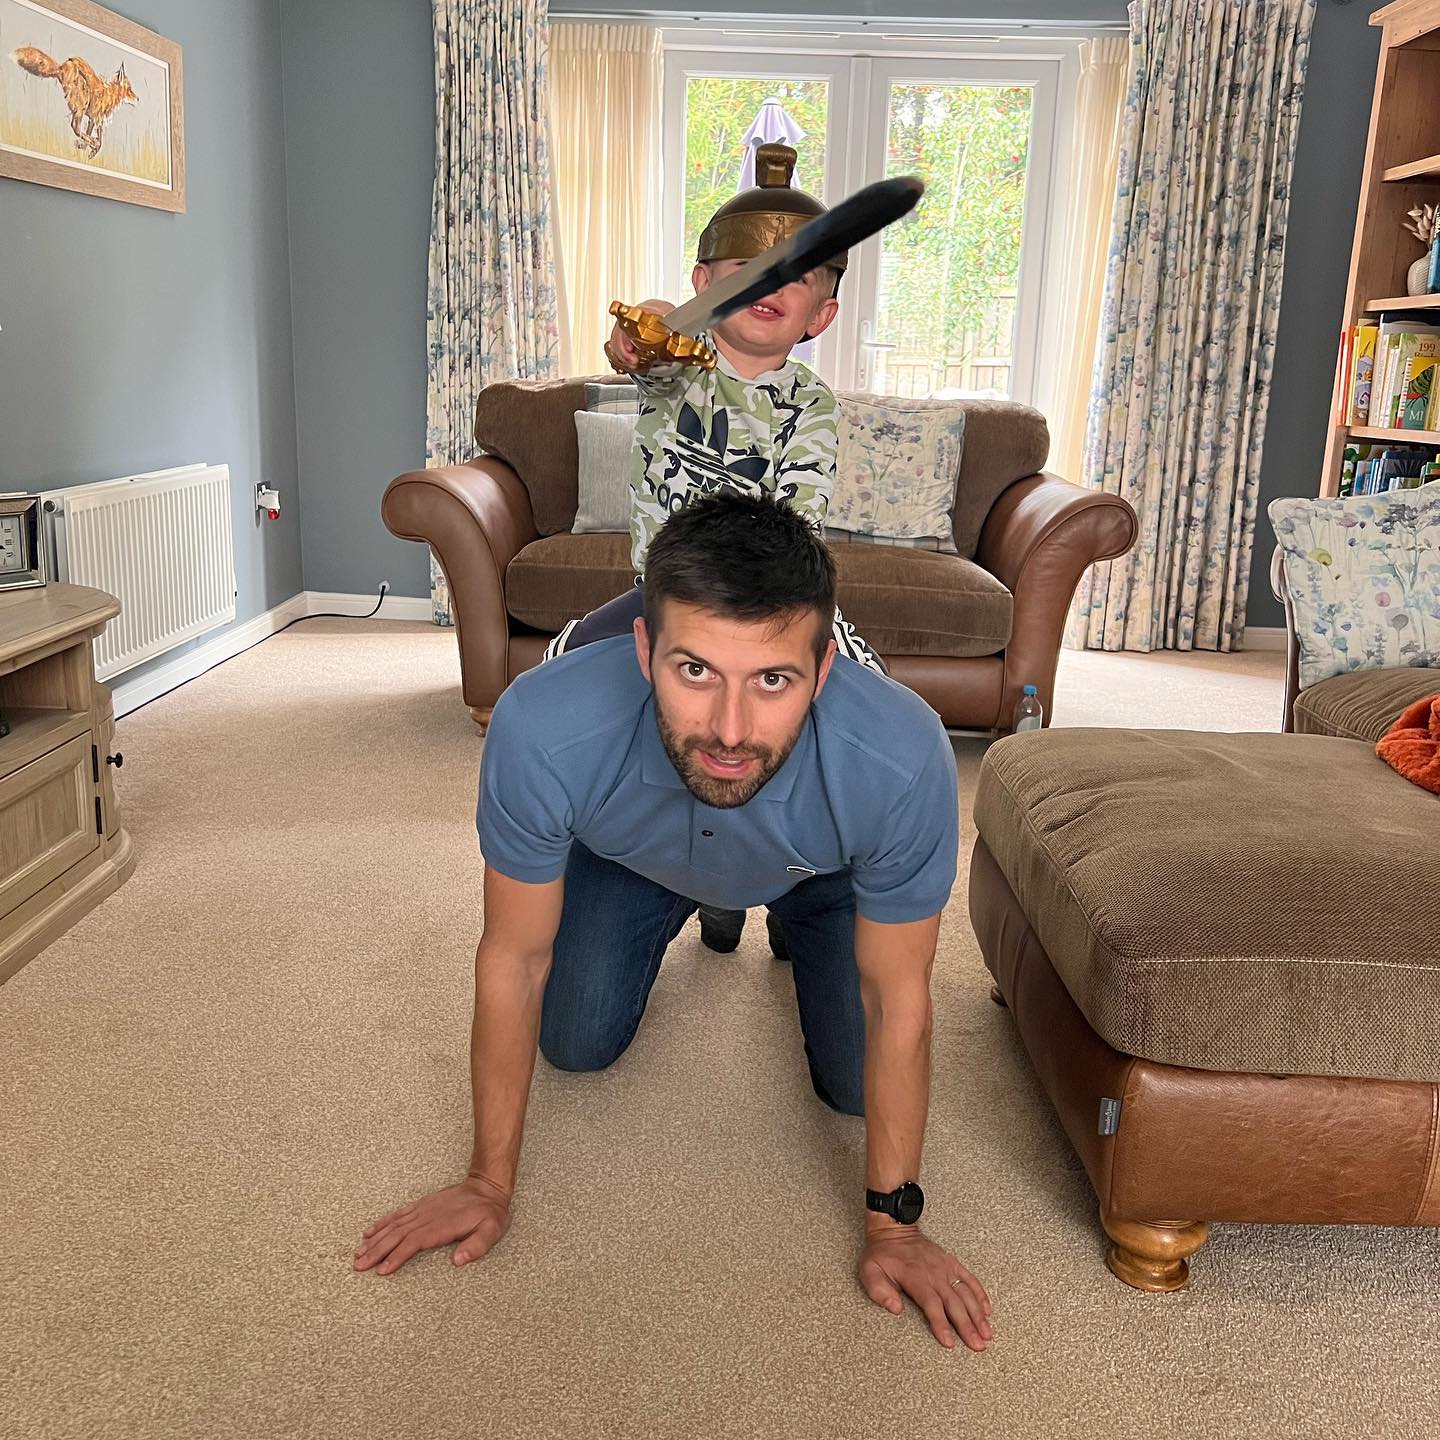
[1069,0,1315,652]
[426,0,563,624]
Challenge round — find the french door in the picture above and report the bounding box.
[662,45,1062,404]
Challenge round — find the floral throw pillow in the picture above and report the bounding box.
[827,393,966,554]
[1269,481,1440,689]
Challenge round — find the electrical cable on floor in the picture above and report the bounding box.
[117,583,392,719]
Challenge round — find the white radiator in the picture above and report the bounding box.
[44,464,237,681]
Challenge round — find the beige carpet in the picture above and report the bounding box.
[3,625,1436,1440]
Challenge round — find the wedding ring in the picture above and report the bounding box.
[949,1277,962,1288]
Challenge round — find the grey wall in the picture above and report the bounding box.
[0,0,302,656]
[282,0,434,600]
[1247,0,1380,631]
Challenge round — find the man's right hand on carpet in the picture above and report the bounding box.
[353,1173,512,1275]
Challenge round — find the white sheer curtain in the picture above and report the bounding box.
[549,22,664,376]
[1035,36,1127,485]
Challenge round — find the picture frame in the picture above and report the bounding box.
[0,0,184,212]
[0,495,46,591]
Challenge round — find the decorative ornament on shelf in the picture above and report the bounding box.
[1403,204,1437,296]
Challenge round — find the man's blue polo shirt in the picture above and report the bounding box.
[477,637,958,923]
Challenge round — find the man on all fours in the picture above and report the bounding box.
[355,494,993,1352]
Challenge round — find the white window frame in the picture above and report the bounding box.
[660,49,853,306]
[659,27,1083,405]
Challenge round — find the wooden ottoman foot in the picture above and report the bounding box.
[469,705,493,733]
[1100,1210,1209,1293]
[989,983,1008,1007]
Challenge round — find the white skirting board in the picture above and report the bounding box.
[1240,627,1287,652]
[108,592,432,718]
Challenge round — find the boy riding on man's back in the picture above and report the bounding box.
[547,143,886,954]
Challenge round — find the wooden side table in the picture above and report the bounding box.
[0,584,135,984]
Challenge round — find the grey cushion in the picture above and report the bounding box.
[571,410,634,535]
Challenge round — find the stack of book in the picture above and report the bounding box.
[1335,314,1440,432]
[1338,440,1440,496]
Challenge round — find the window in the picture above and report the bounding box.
[662,32,1067,404]
[680,77,831,269]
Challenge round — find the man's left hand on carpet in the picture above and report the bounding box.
[857,1227,993,1351]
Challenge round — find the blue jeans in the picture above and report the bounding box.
[538,842,866,1115]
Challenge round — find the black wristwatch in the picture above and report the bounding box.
[866,1181,924,1225]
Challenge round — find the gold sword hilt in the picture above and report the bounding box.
[607,301,717,372]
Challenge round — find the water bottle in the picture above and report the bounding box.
[1013,684,1043,733]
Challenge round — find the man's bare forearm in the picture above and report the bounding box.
[854,913,940,1229]
[467,941,551,1196]
[861,998,933,1222]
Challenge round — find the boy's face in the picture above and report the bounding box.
[692,260,840,365]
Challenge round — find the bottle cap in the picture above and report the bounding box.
[1023,685,1037,695]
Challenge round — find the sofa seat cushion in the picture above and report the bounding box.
[832,545,1011,657]
[973,728,1440,1082]
[1293,666,1440,743]
[506,533,1014,657]
[507,533,635,632]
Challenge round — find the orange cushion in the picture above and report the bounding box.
[1377,694,1440,795]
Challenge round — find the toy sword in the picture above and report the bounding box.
[609,173,925,372]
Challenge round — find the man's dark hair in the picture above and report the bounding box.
[643,493,837,661]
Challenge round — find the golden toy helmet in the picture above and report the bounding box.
[696,142,846,274]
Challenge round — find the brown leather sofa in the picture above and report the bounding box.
[381,376,1137,730]
[970,726,1440,1292]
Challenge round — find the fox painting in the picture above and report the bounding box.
[11,45,137,157]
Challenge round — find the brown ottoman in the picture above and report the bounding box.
[970,728,1440,1291]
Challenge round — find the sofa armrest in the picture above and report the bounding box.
[382,456,539,715]
[1275,559,1302,734]
[976,473,1138,730]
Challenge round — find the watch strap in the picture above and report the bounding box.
[865,1187,896,1218]
[866,1181,924,1224]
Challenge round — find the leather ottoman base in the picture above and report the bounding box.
[968,837,1440,1291]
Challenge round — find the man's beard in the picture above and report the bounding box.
[653,698,804,809]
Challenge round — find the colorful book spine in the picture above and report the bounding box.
[1349,322,1379,424]
[1401,338,1440,430]
[1389,336,1420,426]
[1377,331,1402,425]
[1335,325,1353,420]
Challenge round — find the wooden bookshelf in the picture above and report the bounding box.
[1322,0,1440,495]
[1363,293,1440,310]
[1351,425,1440,443]
[1382,152,1440,181]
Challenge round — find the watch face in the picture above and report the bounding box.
[896,1182,925,1225]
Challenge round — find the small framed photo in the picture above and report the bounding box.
[0,494,46,590]
[0,0,185,212]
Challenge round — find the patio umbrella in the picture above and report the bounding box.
[739,98,806,189]
[738,99,816,361]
